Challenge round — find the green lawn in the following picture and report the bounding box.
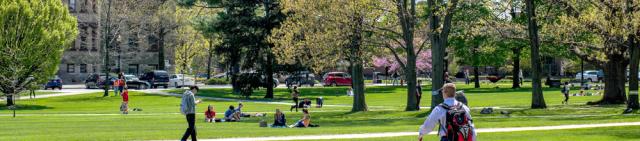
[1,82,639,141]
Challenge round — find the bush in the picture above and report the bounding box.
[206,78,229,85]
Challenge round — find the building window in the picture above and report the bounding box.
[92,0,97,13]
[80,64,87,73]
[128,64,139,75]
[92,27,97,51]
[147,35,158,52]
[80,26,87,51]
[80,0,86,13]
[92,65,98,73]
[67,64,75,73]
[68,39,77,51]
[129,34,139,49]
[68,0,76,12]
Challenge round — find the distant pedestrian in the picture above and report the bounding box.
[291,86,300,112]
[464,69,470,85]
[444,71,451,83]
[419,83,476,141]
[562,82,570,105]
[416,80,423,110]
[120,88,129,114]
[114,73,126,96]
[181,86,201,141]
[392,72,399,86]
[519,69,524,85]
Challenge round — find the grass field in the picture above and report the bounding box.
[1,82,639,141]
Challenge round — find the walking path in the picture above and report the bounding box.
[169,122,640,141]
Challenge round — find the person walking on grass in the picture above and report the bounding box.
[419,83,476,141]
[464,69,470,85]
[562,82,570,105]
[291,86,300,112]
[181,86,201,141]
[416,80,423,110]
[120,87,129,114]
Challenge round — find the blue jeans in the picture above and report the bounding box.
[440,137,447,141]
[114,86,123,96]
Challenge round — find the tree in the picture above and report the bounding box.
[426,0,461,110]
[449,1,511,89]
[372,51,433,75]
[272,0,391,111]
[174,7,209,77]
[525,0,546,109]
[547,0,640,105]
[0,0,78,106]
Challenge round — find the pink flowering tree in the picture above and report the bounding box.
[373,50,432,74]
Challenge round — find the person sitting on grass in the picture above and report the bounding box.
[419,83,476,141]
[290,98,312,111]
[290,109,311,128]
[271,109,287,128]
[120,87,129,114]
[204,105,216,123]
[235,103,250,117]
[224,105,239,122]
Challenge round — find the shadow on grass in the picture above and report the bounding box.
[0,104,53,111]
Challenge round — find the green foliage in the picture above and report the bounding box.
[205,78,229,85]
[0,0,78,98]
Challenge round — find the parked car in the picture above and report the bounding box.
[286,73,316,87]
[97,75,116,89]
[124,75,150,89]
[323,72,352,86]
[139,70,170,88]
[169,74,196,88]
[84,74,100,89]
[45,76,62,90]
[575,70,601,82]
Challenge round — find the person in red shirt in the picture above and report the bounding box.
[204,105,216,123]
[114,73,126,96]
[120,88,129,114]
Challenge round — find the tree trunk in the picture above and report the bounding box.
[264,53,275,99]
[231,63,240,94]
[629,36,640,109]
[474,66,480,88]
[6,94,14,106]
[429,13,444,110]
[589,58,628,105]
[350,16,368,112]
[525,0,546,109]
[158,28,166,71]
[512,47,521,89]
[397,0,418,111]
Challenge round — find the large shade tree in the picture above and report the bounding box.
[547,0,640,105]
[0,0,78,106]
[272,0,393,111]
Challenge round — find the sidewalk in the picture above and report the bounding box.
[168,122,640,141]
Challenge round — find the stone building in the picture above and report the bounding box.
[59,0,174,84]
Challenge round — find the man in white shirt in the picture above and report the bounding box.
[181,86,202,141]
[419,83,476,141]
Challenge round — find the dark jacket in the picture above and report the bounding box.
[273,114,286,126]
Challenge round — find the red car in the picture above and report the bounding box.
[323,72,352,86]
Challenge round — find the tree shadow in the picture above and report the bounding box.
[0,104,53,110]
